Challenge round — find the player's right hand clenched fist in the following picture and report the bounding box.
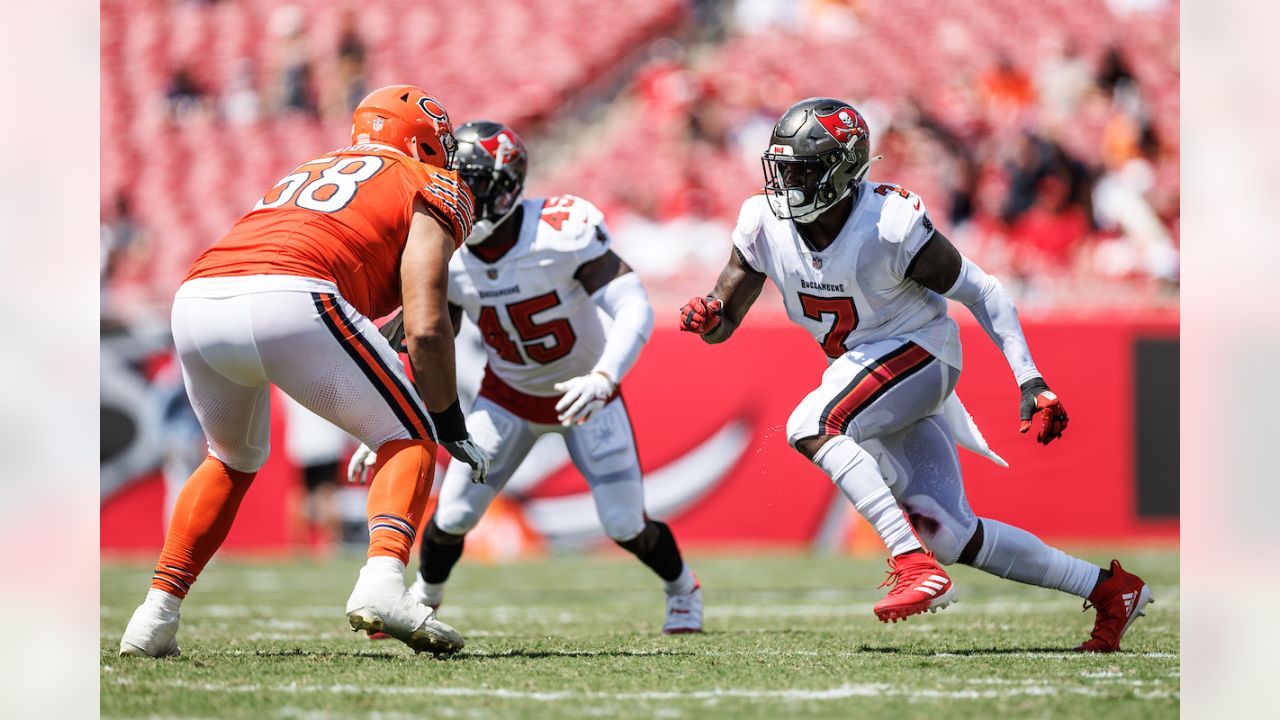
[679,295,723,335]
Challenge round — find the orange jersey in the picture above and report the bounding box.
[186,144,474,319]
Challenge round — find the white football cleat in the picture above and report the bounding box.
[662,584,703,635]
[346,564,463,656]
[346,591,463,655]
[119,601,181,658]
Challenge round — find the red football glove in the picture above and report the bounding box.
[1018,378,1068,445]
[678,295,723,335]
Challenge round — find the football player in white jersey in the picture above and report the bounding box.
[679,98,1151,651]
[355,120,703,634]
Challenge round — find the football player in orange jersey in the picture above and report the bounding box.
[119,85,490,658]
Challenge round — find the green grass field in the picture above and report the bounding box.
[101,547,1178,719]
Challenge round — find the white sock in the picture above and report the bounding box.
[419,578,447,606]
[971,519,1101,598]
[664,564,697,596]
[145,588,182,615]
[365,555,406,576]
[357,556,407,595]
[814,436,921,556]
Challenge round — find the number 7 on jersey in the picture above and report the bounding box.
[798,293,859,359]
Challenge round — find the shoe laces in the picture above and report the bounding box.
[877,556,932,595]
[1080,597,1119,645]
[877,559,901,591]
[1081,588,1121,618]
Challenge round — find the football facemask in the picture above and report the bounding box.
[457,164,522,245]
[451,120,528,245]
[762,151,851,224]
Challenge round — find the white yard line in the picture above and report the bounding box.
[102,597,1179,621]
[108,678,1178,702]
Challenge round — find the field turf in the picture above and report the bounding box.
[101,548,1178,718]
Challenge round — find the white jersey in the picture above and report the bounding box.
[732,181,962,370]
[449,195,611,397]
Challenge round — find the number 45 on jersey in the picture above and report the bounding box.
[478,292,577,365]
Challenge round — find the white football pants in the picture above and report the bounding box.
[433,395,646,542]
[171,276,434,473]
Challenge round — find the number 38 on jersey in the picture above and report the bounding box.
[254,156,385,213]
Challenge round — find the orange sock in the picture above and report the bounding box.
[150,456,256,598]
[366,439,438,563]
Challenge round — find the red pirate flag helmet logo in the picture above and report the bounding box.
[477,128,527,170]
[814,106,867,147]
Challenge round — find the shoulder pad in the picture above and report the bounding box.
[448,248,466,272]
[534,195,606,254]
[735,194,769,237]
[875,188,928,245]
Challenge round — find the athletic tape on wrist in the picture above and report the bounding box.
[429,399,468,443]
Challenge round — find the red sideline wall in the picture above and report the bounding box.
[101,313,1179,552]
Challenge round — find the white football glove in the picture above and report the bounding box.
[553,371,616,427]
[347,443,377,485]
[350,439,491,484]
[441,437,491,484]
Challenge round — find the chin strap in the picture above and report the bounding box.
[857,154,883,181]
[795,154,883,224]
[464,199,521,246]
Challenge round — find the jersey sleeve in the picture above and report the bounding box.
[730,195,767,273]
[416,168,475,248]
[876,189,937,280]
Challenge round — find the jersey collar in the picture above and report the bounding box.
[465,200,538,265]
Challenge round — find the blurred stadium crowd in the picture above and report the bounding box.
[102,0,1178,317]
[101,0,1178,551]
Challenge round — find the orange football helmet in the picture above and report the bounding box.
[351,85,457,168]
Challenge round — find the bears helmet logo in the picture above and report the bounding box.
[416,95,449,123]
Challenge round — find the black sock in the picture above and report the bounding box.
[419,518,465,584]
[615,520,685,582]
[1093,567,1113,593]
[957,519,985,566]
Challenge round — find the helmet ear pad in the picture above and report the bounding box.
[816,152,854,209]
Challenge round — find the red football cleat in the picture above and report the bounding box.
[873,552,955,623]
[1075,559,1153,652]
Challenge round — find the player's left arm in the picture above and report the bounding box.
[551,248,655,426]
[907,231,1068,445]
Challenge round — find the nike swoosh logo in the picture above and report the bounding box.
[913,200,921,211]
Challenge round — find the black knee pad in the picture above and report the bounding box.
[614,520,661,555]
[615,520,684,582]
